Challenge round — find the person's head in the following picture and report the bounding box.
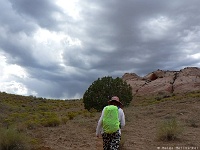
[108,96,123,108]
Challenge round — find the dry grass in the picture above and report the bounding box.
[156,117,183,141]
[0,127,31,150]
[0,91,200,149]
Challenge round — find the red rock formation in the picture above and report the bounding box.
[122,67,200,96]
[173,67,200,94]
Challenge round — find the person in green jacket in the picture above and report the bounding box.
[96,96,125,150]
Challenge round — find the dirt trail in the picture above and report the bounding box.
[31,97,200,150]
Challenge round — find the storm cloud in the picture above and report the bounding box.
[0,0,200,99]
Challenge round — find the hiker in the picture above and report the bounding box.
[96,96,125,150]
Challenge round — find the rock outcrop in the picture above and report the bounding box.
[122,67,200,96]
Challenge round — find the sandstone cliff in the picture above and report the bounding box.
[122,67,200,97]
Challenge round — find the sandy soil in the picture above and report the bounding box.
[30,97,200,150]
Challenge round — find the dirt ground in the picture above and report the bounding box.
[30,97,200,150]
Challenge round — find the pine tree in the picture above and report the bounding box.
[83,76,133,111]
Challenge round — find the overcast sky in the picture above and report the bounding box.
[0,0,200,99]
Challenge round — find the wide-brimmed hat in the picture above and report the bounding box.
[108,96,123,106]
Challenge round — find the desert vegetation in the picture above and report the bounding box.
[0,92,95,149]
[0,90,200,149]
[0,127,30,150]
[83,76,133,111]
[156,117,183,141]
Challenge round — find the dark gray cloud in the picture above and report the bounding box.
[0,0,200,99]
[8,0,66,30]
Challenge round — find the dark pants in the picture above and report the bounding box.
[102,130,121,150]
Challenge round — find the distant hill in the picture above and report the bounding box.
[122,67,200,97]
[0,91,83,129]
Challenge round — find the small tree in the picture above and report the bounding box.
[83,76,133,111]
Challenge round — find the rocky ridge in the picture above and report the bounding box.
[122,67,200,97]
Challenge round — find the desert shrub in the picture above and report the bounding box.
[157,118,183,141]
[40,112,61,127]
[84,108,97,117]
[61,117,69,124]
[0,127,30,150]
[83,112,91,117]
[41,117,60,127]
[24,120,40,130]
[38,105,49,111]
[67,112,78,120]
[83,76,133,111]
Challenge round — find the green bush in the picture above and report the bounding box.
[41,117,61,127]
[61,117,69,124]
[0,127,30,150]
[67,112,77,120]
[83,76,133,111]
[157,118,183,141]
[24,120,40,130]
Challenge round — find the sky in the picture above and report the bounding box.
[0,0,200,99]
